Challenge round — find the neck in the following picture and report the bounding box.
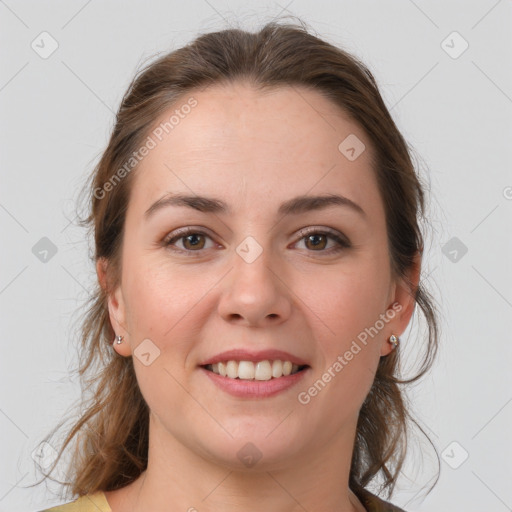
[105,412,365,512]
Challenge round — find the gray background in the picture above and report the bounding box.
[1,1,511,511]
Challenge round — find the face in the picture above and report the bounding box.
[100,83,417,471]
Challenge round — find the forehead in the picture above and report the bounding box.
[127,82,382,220]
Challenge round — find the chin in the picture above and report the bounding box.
[199,427,306,471]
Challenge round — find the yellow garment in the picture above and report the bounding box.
[40,487,405,512]
[40,491,111,512]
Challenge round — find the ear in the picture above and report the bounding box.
[380,251,421,357]
[96,257,132,357]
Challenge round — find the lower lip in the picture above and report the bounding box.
[199,366,310,398]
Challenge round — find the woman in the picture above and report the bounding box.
[37,19,439,512]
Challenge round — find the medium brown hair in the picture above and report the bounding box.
[35,18,440,501]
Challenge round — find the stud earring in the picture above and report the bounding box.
[115,335,124,345]
[389,334,399,348]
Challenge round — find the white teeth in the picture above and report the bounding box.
[272,360,283,378]
[207,360,303,380]
[226,360,238,379]
[255,360,272,380]
[238,361,255,379]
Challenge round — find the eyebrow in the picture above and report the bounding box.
[144,192,366,219]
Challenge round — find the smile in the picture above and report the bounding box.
[203,359,308,380]
[200,362,311,398]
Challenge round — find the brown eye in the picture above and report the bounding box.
[304,233,328,250]
[181,233,206,250]
[295,228,351,255]
[164,229,214,253]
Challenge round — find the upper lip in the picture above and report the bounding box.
[199,349,310,367]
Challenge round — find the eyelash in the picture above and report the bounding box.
[162,227,351,256]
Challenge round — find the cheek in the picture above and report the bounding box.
[123,256,206,336]
[296,260,390,344]
[297,269,385,416]
[122,260,209,407]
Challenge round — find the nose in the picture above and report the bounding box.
[217,243,292,328]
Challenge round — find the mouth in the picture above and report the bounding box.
[199,360,311,399]
[200,360,310,381]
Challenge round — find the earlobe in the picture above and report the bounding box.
[380,251,422,357]
[380,333,400,357]
[96,258,131,356]
[106,287,126,335]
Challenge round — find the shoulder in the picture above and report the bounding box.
[353,484,407,512]
[38,491,111,512]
